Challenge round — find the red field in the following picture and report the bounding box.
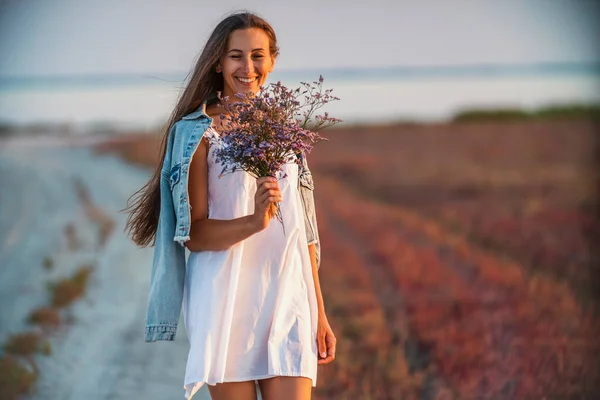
[98,118,600,398]
[310,119,599,399]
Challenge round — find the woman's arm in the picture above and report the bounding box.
[309,243,325,315]
[184,138,282,252]
[311,241,337,364]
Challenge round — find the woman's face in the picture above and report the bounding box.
[217,28,275,99]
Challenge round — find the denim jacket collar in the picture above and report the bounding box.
[181,93,219,120]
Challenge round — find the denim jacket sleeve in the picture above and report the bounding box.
[144,124,187,342]
[297,151,321,270]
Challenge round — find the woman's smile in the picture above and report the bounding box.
[218,27,274,98]
[235,76,258,86]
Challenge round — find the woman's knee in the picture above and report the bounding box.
[207,380,258,400]
[258,376,312,400]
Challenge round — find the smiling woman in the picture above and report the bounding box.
[217,28,275,94]
[207,27,276,136]
[123,11,335,400]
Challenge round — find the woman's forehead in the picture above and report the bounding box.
[227,28,270,51]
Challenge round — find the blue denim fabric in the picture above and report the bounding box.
[297,151,320,265]
[145,101,321,342]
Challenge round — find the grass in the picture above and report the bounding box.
[98,219,116,248]
[0,356,37,400]
[453,103,600,122]
[72,263,94,287]
[3,332,50,357]
[72,178,116,248]
[27,307,61,328]
[315,176,599,398]
[94,132,162,168]
[42,256,53,271]
[94,115,599,397]
[48,264,94,308]
[1,262,95,397]
[1,215,102,398]
[63,223,81,250]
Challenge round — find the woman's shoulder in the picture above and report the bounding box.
[168,108,213,164]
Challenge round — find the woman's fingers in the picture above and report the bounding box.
[317,333,327,362]
[255,176,277,193]
[257,181,280,193]
[255,182,273,196]
[252,177,282,226]
[325,331,337,362]
[255,180,282,205]
[258,189,282,204]
[317,330,336,365]
[252,177,282,229]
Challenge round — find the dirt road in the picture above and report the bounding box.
[0,136,210,399]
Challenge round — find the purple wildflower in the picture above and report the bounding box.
[207,77,341,229]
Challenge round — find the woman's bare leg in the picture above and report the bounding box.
[206,380,258,400]
[257,376,312,400]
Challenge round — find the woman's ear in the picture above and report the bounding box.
[215,62,222,73]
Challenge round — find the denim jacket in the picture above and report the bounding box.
[144,101,321,342]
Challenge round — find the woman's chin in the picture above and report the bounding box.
[225,82,261,97]
[246,88,262,96]
[234,86,257,95]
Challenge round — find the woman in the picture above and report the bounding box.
[124,12,336,400]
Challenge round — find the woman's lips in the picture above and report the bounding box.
[235,77,257,86]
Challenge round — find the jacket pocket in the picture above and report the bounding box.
[169,163,181,191]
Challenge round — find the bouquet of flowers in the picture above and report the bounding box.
[210,76,341,231]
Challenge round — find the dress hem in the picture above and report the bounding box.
[184,372,317,399]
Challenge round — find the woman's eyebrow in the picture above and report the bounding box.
[227,48,266,53]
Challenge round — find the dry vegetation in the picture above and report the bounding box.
[27,307,62,328]
[94,132,163,168]
[48,264,94,308]
[311,119,599,305]
[96,118,600,398]
[3,332,50,358]
[73,178,116,248]
[0,332,51,399]
[0,261,95,398]
[0,177,111,399]
[0,356,37,400]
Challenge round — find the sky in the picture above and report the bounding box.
[0,0,599,77]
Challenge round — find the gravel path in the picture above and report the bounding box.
[0,137,211,400]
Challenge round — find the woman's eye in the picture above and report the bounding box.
[229,54,264,60]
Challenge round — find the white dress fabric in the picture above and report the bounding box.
[182,127,319,399]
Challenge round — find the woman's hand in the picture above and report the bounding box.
[317,313,336,365]
[251,176,282,231]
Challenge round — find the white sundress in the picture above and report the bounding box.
[182,127,319,399]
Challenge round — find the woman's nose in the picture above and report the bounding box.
[242,57,254,74]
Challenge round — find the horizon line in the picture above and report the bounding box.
[0,60,598,88]
[1,60,599,79]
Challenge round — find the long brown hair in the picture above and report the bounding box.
[124,11,280,247]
